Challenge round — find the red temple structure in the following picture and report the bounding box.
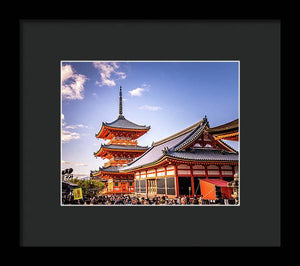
[120,116,239,200]
[91,86,150,194]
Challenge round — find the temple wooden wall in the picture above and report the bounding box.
[133,163,237,198]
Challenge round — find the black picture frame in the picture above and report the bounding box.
[19,19,282,247]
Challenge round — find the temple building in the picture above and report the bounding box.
[91,86,239,201]
[120,116,239,200]
[91,86,150,194]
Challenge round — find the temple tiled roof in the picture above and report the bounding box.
[98,165,122,172]
[103,115,151,130]
[208,119,238,134]
[96,165,132,175]
[122,121,204,171]
[121,117,238,171]
[100,144,149,150]
[168,149,238,161]
[171,121,207,151]
[94,144,149,157]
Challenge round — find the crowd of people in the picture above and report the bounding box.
[62,192,236,205]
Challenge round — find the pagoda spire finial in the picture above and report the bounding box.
[119,86,124,118]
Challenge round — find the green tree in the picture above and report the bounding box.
[71,178,105,198]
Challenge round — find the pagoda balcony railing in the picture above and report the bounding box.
[107,139,138,145]
[114,157,134,161]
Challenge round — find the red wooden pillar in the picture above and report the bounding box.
[174,164,179,197]
[190,165,195,196]
[219,165,223,180]
[205,164,208,179]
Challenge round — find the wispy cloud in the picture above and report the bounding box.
[61,64,87,100]
[138,105,162,111]
[141,82,151,89]
[61,160,88,167]
[61,113,66,127]
[62,129,80,143]
[61,114,89,143]
[65,124,88,129]
[128,83,150,97]
[75,163,88,167]
[62,160,72,165]
[93,62,126,87]
[129,87,145,96]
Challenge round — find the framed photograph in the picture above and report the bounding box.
[20,19,281,247]
[61,60,239,206]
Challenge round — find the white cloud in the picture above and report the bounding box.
[61,113,66,127]
[138,105,162,111]
[129,87,145,96]
[61,114,88,143]
[62,129,80,143]
[61,64,87,100]
[62,160,72,165]
[93,62,126,87]
[61,65,73,83]
[61,161,88,167]
[65,124,88,129]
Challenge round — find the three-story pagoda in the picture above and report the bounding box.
[91,86,150,194]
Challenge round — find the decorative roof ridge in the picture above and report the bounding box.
[169,147,237,154]
[152,119,204,146]
[172,118,208,152]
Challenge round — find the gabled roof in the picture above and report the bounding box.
[121,117,238,171]
[121,119,206,171]
[103,115,150,130]
[171,121,207,151]
[121,129,193,171]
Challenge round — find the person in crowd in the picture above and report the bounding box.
[192,196,198,204]
[62,192,234,205]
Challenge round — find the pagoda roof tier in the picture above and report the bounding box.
[91,165,133,179]
[97,165,121,173]
[120,116,238,172]
[96,115,150,139]
[208,119,238,135]
[94,144,149,158]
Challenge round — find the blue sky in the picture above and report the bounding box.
[61,61,239,177]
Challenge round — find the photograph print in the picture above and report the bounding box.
[61,61,239,206]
